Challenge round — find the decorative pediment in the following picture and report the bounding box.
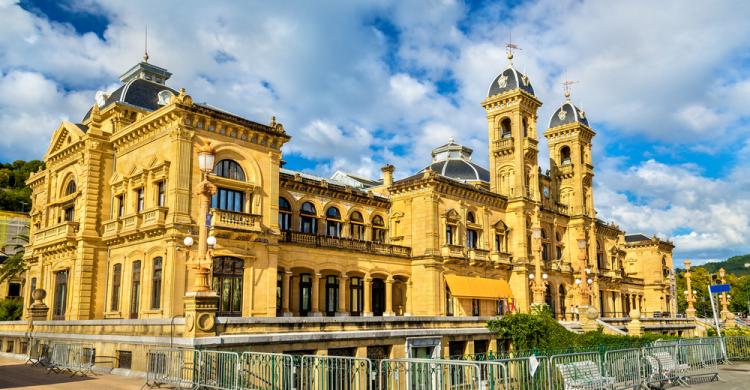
[44,121,86,159]
[493,220,508,231]
[391,211,405,219]
[444,208,460,223]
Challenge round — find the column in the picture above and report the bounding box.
[337,275,348,316]
[363,276,373,316]
[311,273,321,316]
[384,277,395,316]
[405,280,413,316]
[282,271,292,316]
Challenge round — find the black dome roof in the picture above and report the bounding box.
[487,66,535,97]
[83,79,177,121]
[422,159,490,182]
[549,101,589,128]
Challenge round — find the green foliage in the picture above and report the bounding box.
[700,254,750,276]
[0,233,28,283]
[0,298,22,321]
[676,266,750,316]
[723,326,750,336]
[0,159,43,212]
[487,312,672,353]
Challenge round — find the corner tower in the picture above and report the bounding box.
[544,90,596,217]
[482,50,542,200]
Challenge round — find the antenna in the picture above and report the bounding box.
[143,25,149,63]
[505,32,521,64]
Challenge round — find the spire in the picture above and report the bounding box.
[143,26,149,63]
[562,79,578,102]
[505,32,521,65]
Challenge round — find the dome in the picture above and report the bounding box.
[487,66,535,97]
[418,139,490,183]
[549,101,589,128]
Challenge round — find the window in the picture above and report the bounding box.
[136,188,144,212]
[276,272,283,316]
[213,257,244,317]
[300,202,317,234]
[446,224,455,245]
[211,188,245,212]
[467,212,476,224]
[372,216,386,242]
[278,197,292,231]
[65,180,77,195]
[214,159,245,181]
[500,118,511,139]
[561,146,571,165]
[597,241,606,269]
[157,181,166,207]
[63,206,74,222]
[325,207,342,237]
[130,261,141,319]
[111,264,122,311]
[472,299,480,316]
[151,257,162,309]
[299,274,312,315]
[350,212,365,240]
[350,277,363,316]
[29,277,37,306]
[117,194,125,217]
[8,283,21,298]
[556,246,563,260]
[522,118,529,137]
[53,270,68,319]
[445,289,454,316]
[467,229,478,249]
[542,244,550,261]
[325,276,338,316]
[118,350,132,369]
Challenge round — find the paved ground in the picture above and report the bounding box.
[0,355,748,389]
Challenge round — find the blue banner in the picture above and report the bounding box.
[709,284,730,294]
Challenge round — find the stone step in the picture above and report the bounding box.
[559,320,584,334]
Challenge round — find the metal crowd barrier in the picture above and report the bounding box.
[379,358,481,389]
[25,338,50,367]
[603,348,641,390]
[495,355,550,390]
[642,344,687,387]
[676,342,720,384]
[725,336,750,360]
[142,348,196,389]
[238,351,295,390]
[549,351,613,390]
[301,355,373,390]
[46,342,95,377]
[194,350,240,390]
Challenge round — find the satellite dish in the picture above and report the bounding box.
[95,90,108,108]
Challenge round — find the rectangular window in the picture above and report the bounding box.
[157,181,166,207]
[211,188,245,213]
[556,246,563,260]
[29,277,37,306]
[445,289,453,316]
[276,273,283,316]
[136,188,144,212]
[472,299,480,316]
[300,274,312,315]
[117,194,125,217]
[446,225,454,245]
[151,257,162,309]
[118,350,132,369]
[542,244,550,261]
[279,212,291,231]
[53,270,68,319]
[8,283,21,297]
[467,229,478,249]
[111,264,122,311]
[130,261,141,319]
[63,206,74,222]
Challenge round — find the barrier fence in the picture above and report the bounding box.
[46,342,95,377]
[143,348,196,389]
[725,335,750,360]
[603,348,641,390]
[301,355,373,390]
[379,358,481,389]
[238,351,295,390]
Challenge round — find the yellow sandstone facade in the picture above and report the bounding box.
[4,53,679,364]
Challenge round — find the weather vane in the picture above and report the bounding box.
[143,25,149,63]
[562,78,578,100]
[506,32,521,64]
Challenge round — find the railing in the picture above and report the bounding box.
[102,219,120,238]
[211,209,262,232]
[492,137,514,153]
[141,207,168,229]
[442,244,465,258]
[280,231,411,258]
[490,251,512,264]
[468,248,490,263]
[33,222,79,245]
[46,342,95,377]
[301,355,372,390]
[120,214,141,232]
[143,348,196,389]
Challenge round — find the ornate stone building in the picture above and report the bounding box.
[6,52,677,365]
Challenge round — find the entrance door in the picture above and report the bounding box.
[372,278,385,316]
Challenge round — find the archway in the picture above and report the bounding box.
[372,278,385,316]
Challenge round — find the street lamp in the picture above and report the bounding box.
[684,260,697,318]
[719,268,730,320]
[189,143,218,293]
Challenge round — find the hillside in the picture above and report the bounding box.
[700,254,750,276]
[0,160,43,212]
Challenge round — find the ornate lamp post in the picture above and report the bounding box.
[719,268,730,320]
[183,142,220,337]
[576,233,591,308]
[530,224,547,306]
[684,260,696,318]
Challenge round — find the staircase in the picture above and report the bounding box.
[559,320,584,334]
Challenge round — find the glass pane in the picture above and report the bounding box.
[222,280,231,312]
[232,277,242,312]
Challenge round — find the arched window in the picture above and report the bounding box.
[467,212,476,224]
[151,257,162,309]
[326,207,342,237]
[560,146,571,165]
[500,118,512,139]
[213,257,244,317]
[372,215,386,242]
[522,118,529,138]
[466,212,478,249]
[350,211,365,240]
[111,264,122,311]
[279,197,292,231]
[65,180,76,195]
[300,202,317,234]
[214,159,245,181]
[541,229,550,261]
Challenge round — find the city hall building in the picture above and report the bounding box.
[1,52,676,369]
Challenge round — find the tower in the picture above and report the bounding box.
[482,48,542,200]
[544,89,596,217]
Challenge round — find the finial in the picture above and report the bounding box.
[448,136,455,144]
[505,32,521,64]
[271,115,277,127]
[143,26,149,62]
[562,78,578,101]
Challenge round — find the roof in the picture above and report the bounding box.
[487,66,535,97]
[549,100,589,128]
[421,159,490,182]
[330,171,381,189]
[625,234,652,243]
[83,78,177,121]
[280,168,389,200]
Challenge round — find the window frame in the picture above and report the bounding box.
[151,257,163,309]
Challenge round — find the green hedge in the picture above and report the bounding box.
[0,298,22,321]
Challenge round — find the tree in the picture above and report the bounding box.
[0,298,22,321]
[0,233,28,284]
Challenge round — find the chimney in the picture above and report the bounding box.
[381,164,394,187]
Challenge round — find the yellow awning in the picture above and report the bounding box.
[444,274,513,300]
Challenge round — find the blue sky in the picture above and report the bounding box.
[1,0,749,264]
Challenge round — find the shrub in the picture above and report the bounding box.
[0,298,23,321]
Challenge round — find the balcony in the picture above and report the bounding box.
[141,207,168,231]
[210,209,262,232]
[492,137,514,155]
[556,164,574,178]
[102,219,120,239]
[280,231,411,258]
[490,251,512,265]
[33,221,79,246]
[468,248,490,265]
[441,244,465,259]
[120,214,142,233]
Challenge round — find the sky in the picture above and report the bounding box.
[1,0,749,265]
